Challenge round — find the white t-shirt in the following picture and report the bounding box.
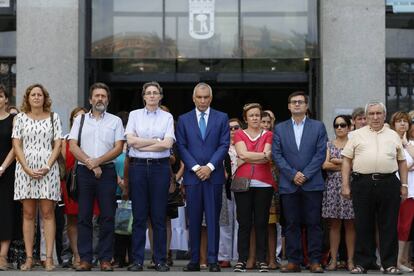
[398,141,414,198]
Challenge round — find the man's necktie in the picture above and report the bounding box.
[199,112,206,139]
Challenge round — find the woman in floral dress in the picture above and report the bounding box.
[322,115,355,271]
[12,84,62,271]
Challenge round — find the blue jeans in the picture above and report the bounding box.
[129,158,170,265]
[77,164,117,263]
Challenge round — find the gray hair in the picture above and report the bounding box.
[192,82,213,97]
[364,101,387,116]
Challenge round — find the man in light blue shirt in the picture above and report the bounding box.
[69,82,125,271]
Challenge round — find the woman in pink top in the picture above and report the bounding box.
[232,103,276,273]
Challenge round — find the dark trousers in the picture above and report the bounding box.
[55,204,67,264]
[234,187,274,263]
[351,174,401,269]
[186,182,222,264]
[114,233,132,266]
[281,189,323,264]
[129,159,170,265]
[77,165,117,263]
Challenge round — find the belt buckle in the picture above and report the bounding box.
[146,158,153,165]
[371,173,381,181]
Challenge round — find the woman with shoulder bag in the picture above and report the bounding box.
[232,103,276,273]
[12,84,62,271]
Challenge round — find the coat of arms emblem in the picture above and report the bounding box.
[189,0,215,40]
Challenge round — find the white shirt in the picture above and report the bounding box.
[196,107,210,126]
[69,112,125,164]
[191,107,215,172]
[124,107,175,158]
[400,141,414,198]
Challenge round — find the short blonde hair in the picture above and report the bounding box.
[242,103,262,121]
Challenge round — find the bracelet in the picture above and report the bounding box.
[402,184,409,188]
[263,152,267,160]
[0,166,4,171]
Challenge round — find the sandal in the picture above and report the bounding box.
[398,264,413,273]
[233,261,246,272]
[20,256,33,271]
[268,262,278,270]
[45,256,55,272]
[258,262,269,272]
[0,255,8,271]
[326,259,337,271]
[338,260,347,270]
[383,266,403,275]
[350,265,367,274]
[347,260,355,271]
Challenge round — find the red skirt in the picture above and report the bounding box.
[397,198,414,241]
[60,181,100,216]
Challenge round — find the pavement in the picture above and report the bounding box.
[0,260,391,276]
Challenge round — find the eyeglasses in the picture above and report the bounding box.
[289,100,306,105]
[230,125,240,131]
[144,91,161,96]
[334,123,348,129]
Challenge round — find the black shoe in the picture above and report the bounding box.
[167,250,174,267]
[209,263,221,272]
[61,260,72,268]
[127,263,143,271]
[155,263,170,272]
[183,263,200,272]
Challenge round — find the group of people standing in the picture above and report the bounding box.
[0,81,413,275]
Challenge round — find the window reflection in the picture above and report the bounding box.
[0,17,16,57]
[90,0,318,60]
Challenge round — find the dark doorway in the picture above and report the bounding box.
[107,82,307,123]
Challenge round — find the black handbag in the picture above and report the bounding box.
[167,167,185,207]
[66,114,85,201]
[167,180,185,207]
[230,130,263,193]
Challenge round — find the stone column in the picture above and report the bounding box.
[16,0,85,134]
[320,0,385,137]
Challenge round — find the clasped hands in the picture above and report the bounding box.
[26,166,50,179]
[293,171,307,186]
[195,166,212,181]
[85,158,102,179]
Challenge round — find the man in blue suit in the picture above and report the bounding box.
[272,91,328,273]
[176,83,230,272]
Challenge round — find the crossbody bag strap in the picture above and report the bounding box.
[74,114,86,168]
[77,114,85,147]
[50,112,55,146]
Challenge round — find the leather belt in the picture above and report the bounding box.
[129,157,169,165]
[352,172,395,181]
[78,163,114,169]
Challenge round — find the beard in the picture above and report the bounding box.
[93,102,107,112]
